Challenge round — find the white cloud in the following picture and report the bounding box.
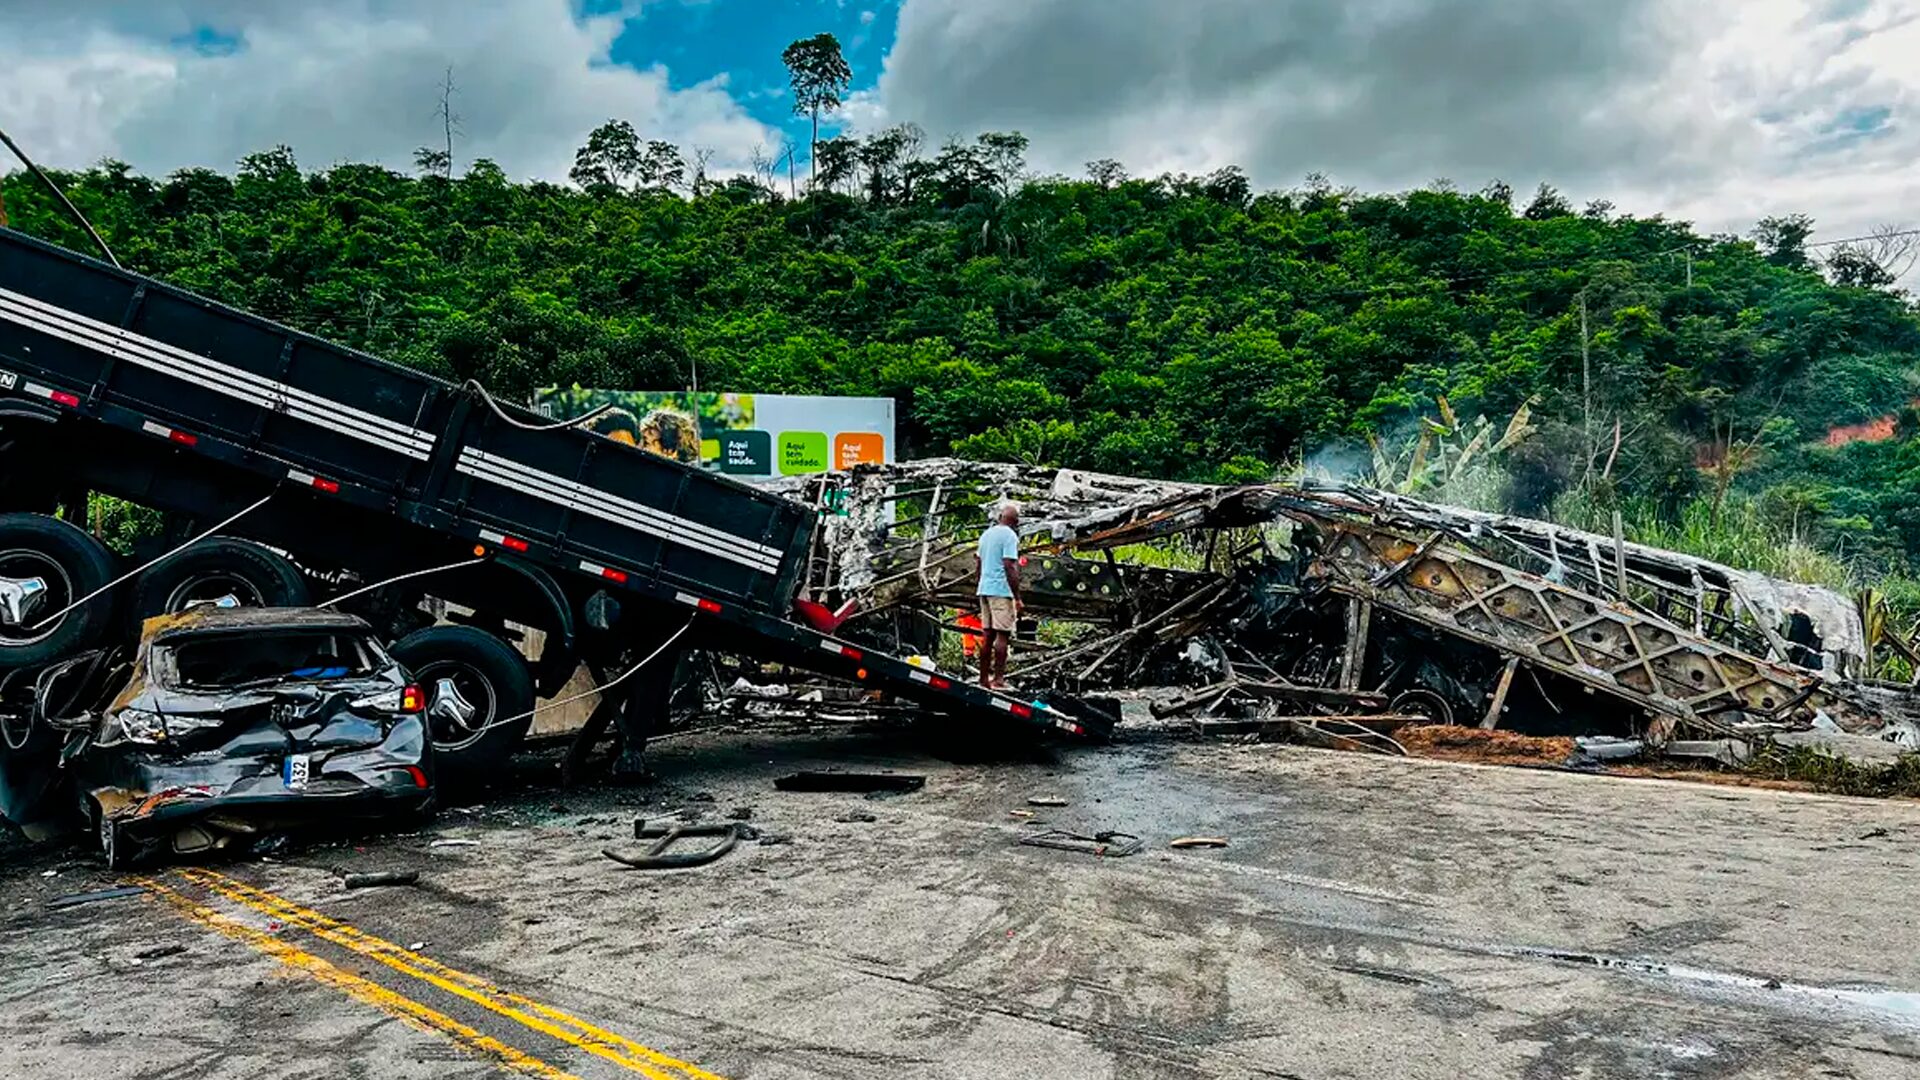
[0,1,781,180]
[867,0,1920,261]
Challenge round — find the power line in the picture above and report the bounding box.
[1806,228,1920,249]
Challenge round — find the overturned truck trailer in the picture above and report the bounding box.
[781,460,1919,750]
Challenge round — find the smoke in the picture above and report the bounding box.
[1298,442,1372,484]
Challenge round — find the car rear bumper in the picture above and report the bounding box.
[88,716,433,841]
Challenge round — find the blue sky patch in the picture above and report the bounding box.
[170,25,243,57]
[1829,104,1892,135]
[606,0,897,140]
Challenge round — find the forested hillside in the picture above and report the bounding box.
[5,133,1920,575]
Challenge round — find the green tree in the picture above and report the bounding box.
[571,120,642,192]
[1754,213,1815,269]
[637,140,685,192]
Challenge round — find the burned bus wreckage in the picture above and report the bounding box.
[777,459,1920,762]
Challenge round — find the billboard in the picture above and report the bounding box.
[535,388,894,480]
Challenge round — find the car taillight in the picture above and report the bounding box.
[400,684,425,713]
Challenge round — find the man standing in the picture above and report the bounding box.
[975,502,1023,688]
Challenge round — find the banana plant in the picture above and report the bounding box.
[1368,395,1539,494]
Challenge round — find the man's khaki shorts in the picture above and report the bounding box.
[978,596,1017,632]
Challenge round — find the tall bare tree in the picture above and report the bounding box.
[434,67,460,176]
[781,33,852,191]
[690,146,716,196]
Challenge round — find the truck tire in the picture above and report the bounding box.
[0,513,117,673]
[390,625,534,786]
[132,537,309,619]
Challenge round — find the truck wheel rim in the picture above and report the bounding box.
[0,550,73,647]
[165,572,266,612]
[414,661,498,753]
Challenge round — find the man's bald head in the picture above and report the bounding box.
[998,502,1021,526]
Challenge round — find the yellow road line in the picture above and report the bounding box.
[136,877,579,1080]
[179,868,727,1080]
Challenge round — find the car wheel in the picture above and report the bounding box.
[132,537,309,620]
[0,513,117,673]
[1391,688,1456,727]
[389,625,534,787]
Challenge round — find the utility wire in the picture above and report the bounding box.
[462,378,614,431]
[0,123,121,268]
[317,555,489,610]
[1806,228,1920,249]
[26,492,273,632]
[465,617,696,735]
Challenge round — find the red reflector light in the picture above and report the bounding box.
[1009,702,1034,719]
[696,598,722,614]
[400,684,425,713]
[312,477,340,494]
[841,646,863,661]
[928,676,950,690]
[406,765,429,789]
[169,429,199,446]
[602,567,628,583]
[501,535,530,553]
[49,390,81,407]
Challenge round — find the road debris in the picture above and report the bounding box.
[46,885,145,909]
[603,820,747,869]
[1027,796,1069,807]
[1019,829,1144,857]
[774,771,926,793]
[342,870,420,889]
[1169,836,1230,849]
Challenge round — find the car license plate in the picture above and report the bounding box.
[283,753,310,790]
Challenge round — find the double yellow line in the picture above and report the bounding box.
[142,869,725,1080]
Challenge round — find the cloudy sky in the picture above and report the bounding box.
[2,0,1916,248]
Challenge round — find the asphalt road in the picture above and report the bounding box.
[5,727,1920,1079]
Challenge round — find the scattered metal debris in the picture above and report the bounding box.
[343,870,420,889]
[46,885,145,909]
[774,771,926,793]
[1018,829,1144,857]
[603,821,746,869]
[777,459,1920,767]
[1026,796,1068,807]
[1170,836,1229,849]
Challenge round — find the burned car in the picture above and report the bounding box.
[44,607,435,866]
